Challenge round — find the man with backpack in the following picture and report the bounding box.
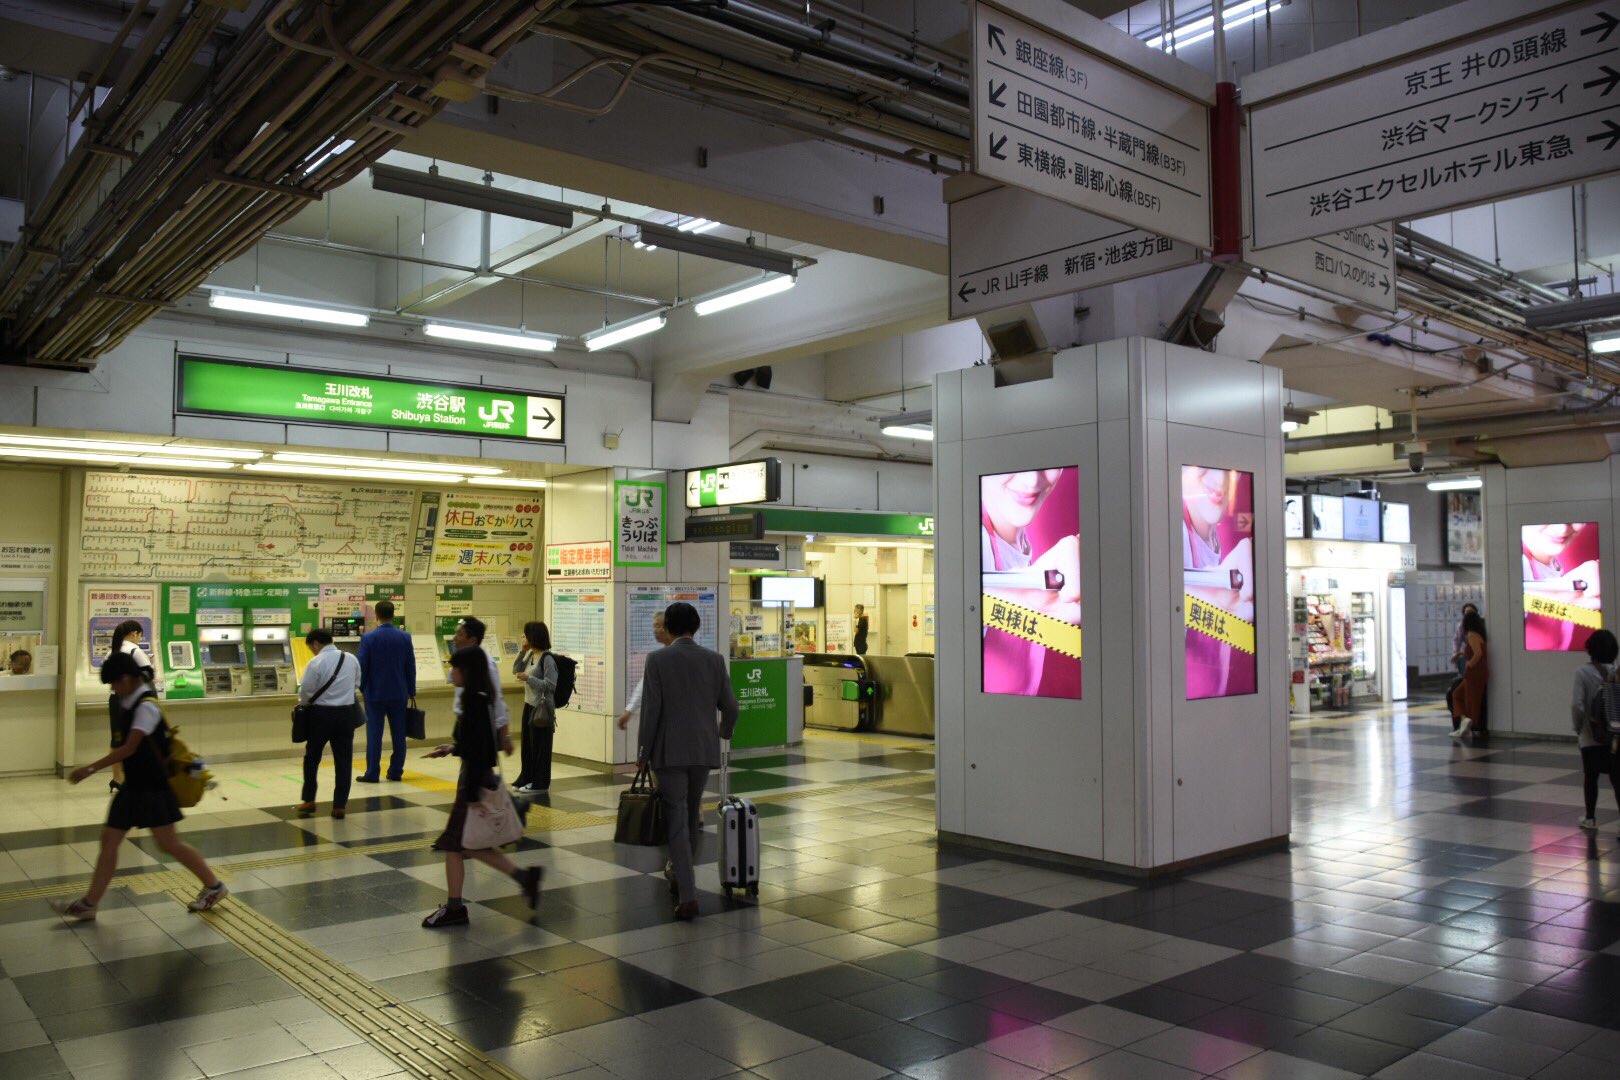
[1574,629,1620,829]
[60,652,227,919]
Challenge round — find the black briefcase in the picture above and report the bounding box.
[406,697,426,740]
[614,765,666,846]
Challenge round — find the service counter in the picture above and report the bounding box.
[728,656,804,750]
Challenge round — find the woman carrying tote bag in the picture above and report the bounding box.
[421,647,541,928]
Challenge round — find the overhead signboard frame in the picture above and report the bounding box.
[1246,0,1620,249]
[971,0,1215,249]
[684,458,782,509]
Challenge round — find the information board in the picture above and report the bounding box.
[428,492,540,582]
[548,584,608,712]
[83,472,411,583]
[625,585,719,707]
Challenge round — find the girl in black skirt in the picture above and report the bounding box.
[62,653,227,919]
[421,646,542,927]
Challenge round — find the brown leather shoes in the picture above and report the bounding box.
[673,901,699,921]
[294,802,316,817]
[331,807,346,819]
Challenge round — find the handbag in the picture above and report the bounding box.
[460,774,524,849]
[614,764,667,846]
[406,697,426,740]
[291,655,348,744]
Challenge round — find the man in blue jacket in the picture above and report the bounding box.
[357,600,415,782]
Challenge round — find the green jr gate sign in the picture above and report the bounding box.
[176,355,565,443]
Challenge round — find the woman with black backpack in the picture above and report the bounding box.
[511,621,557,794]
[1573,629,1620,830]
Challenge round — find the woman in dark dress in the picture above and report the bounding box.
[421,647,542,928]
[1450,610,1490,743]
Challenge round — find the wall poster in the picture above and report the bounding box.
[1182,466,1258,699]
[979,468,1082,699]
[429,492,540,582]
[1522,522,1602,652]
[85,587,158,673]
[1446,491,1483,565]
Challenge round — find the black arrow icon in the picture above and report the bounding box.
[989,134,1008,160]
[987,23,1006,55]
[1589,118,1620,150]
[537,407,556,429]
[1378,236,1389,257]
[988,81,1007,107]
[1380,275,1390,295]
[1584,11,1619,43]
[957,281,978,304]
[1586,65,1620,95]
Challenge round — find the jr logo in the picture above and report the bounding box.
[478,399,516,425]
[746,667,763,684]
[625,487,657,508]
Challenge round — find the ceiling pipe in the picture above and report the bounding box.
[1286,406,1620,454]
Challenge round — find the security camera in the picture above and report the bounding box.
[1408,450,1425,473]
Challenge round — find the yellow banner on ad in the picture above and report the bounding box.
[1525,593,1603,630]
[982,594,1082,660]
[1185,594,1256,655]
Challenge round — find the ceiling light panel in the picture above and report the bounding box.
[0,434,263,459]
[371,164,574,228]
[269,452,502,476]
[424,322,558,352]
[585,313,666,351]
[633,224,797,275]
[0,448,238,469]
[467,477,549,488]
[245,463,464,484]
[208,290,370,327]
[693,275,795,316]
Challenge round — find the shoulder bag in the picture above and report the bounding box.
[292,657,346,744]
[460,773,524,849]
[614,763,667,846]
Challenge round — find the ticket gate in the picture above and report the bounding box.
[803,654,874,731]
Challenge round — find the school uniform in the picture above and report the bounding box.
[432,690,500,852]
[107,688,181,831]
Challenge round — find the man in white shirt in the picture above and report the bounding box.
[296,629,360,818]
[452,617,513,752]
[617,612,671,732]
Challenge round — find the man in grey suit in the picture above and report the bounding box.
[638,601,739,920]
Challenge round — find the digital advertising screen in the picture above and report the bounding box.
[1182,466,1258,699]
[760,576,816,608]
[980,468,1082,699]
[1343,495,1381,542]
[1382,502,1411,544]
[1310,494,1344,539]
[1522,522,1602,652]
[1283,495,1306,539]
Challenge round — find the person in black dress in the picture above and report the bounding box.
[853,604,870,655]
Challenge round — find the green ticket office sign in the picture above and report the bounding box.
[730,658,789,749]
[176,354,566,443]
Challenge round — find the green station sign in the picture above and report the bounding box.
[730,658,789,749]
[176,355,566,443]
[752,508,934,538]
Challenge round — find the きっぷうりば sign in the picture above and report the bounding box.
[176,355,565,443]
[615,481,666,568]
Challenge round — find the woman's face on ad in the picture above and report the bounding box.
[1183,467,1228,527]
[983,470,1063,532]
[1524,522,1578,562]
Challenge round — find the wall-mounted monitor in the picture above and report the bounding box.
[1309,494,1344,540]
[1182,465,1257,700]
[1522,522,1602,652]
[1343,495,1381,542]
[759,576,819,608]
[980,468,1082,700]
[1283,495,1306,539]
[1382,502,1411,544]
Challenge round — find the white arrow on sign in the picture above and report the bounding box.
[972,1,1213,248]
[1243,223,1397,314]
[1248,0,1620,249]
[950,184,1198,320]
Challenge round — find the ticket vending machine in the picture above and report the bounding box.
[198,627,248,697]
[250,627,295,694]
[326,615,365,658]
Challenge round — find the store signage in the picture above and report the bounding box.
[614,480,667,568]
[544,541,612,581]
[1288,539,1414,570]
[1247,1,1620,248]
[972,2,1212,246]
[0,543,53,574]
[176,354,565,443]
[949,183,1196,319]
[685,458,782,508]
[0,590,44,633]
[756,508,934,538]
[683,513,765,543]
[1243,222,1397,313]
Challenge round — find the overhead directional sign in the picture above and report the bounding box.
[949,184,1198,319]
[1248,1,1620,248]
[972,1,1212,248]
[1244,223,1398,313]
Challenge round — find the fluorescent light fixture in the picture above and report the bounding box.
[633,224,797,275]
[882,424,934,441]
[302,137,354,177]
[676,218,721,234]
[1590,330,1620,354]
[585,313,666,351]
[633,240,657,251]
[269,452,502,476]
[0,447,237,469]
[245,463,464,484]
[1426,476,1482,491]
[424,321,557,353]
[878,408,933,440]
[0,434,263,459]
[208,289,369,327]
[693,275,795,316]
[467,476,549,489]
[1145,0,1270,50]
[1281,420,1300,433]
[371,164,575,229]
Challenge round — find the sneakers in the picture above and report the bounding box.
[512,783,536,795]
[422,903,470,928]
[61,898,96,921]
[518,866,543,910]
[1581,817,1598,830]
[188,883,228,912]
[1450,719,1473,740]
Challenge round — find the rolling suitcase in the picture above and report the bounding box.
[717,742,760,899]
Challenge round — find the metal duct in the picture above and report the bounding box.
[1285,406,1620,454]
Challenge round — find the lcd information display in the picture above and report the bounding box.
[980,468,1082,699]
[1382,502,1411,544]
[760,576,816,609]
[1310,494,1344,539]
[1182,466,1257,700]
[1522,522,1602,652]
[1343,496,1381,542]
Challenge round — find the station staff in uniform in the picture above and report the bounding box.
[296,628,360,818]
[357,600,415,783]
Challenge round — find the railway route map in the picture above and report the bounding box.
[82,472,414,582]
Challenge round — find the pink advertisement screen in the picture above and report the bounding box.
[980,468,1082,700]
[1182,466,1257,700]
[1522,522,1602,652]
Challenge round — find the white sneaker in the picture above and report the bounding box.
[1581,817,1598,830]
[1451,719,1472,739]
[188,882,228,912]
